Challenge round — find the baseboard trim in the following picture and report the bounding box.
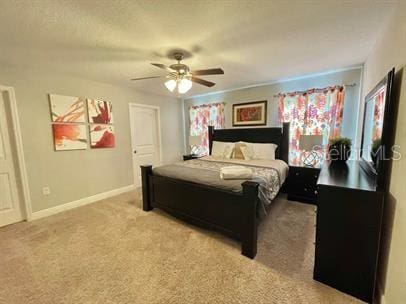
[30,185,136,221]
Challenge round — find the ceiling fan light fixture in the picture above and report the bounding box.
[131,52,223,92]
[178,78,192,94]
[164,79,177,92]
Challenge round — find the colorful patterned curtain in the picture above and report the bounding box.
[189,102,225,155]
[278,87,345,165]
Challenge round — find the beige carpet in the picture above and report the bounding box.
[0,190,363,304]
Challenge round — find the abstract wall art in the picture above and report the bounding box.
[49,93,116,151]
[87,99,114,124]
[89,124,115,148]
[49,94,86,123]
[232,100,267,126]
[52,123,87,151]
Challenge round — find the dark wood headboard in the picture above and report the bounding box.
[208,122,290,163]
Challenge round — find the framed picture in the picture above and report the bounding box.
[49,94,86,123]
[87,99,114,124]
[232,100,267,126]
[89,124,115,148]
[52,123,87,151]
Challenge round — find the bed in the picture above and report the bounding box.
[141,123,289,258]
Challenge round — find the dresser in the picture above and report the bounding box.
[287,165,320,204]
[314,161,384,303]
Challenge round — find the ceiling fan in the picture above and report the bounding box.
[130,52,224,94]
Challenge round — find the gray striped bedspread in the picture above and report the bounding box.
[152,156,289,218]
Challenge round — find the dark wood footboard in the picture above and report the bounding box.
[141,165,259,258]
[140,123,289,259]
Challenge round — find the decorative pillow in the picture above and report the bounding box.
[251,143,278,160]
[222,145,234,159]
[240,145,256,160]
[211,141,234,159]
[232,142,246,159]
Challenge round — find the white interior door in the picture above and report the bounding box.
[0,91,23,227]
[130,105,161,187]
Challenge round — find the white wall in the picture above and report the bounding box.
[184,68,362,152]
[362,3,406,304]
[0,65,184,213]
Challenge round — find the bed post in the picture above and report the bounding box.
[141,165,153,211]
[281,122,290,164]
[241,181,259,259]
[208,125,214,155]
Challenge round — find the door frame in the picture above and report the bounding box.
[128,103,163,185]
[0,85,32,221]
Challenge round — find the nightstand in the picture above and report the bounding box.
[183,154,201,161]
[287,165,320,204]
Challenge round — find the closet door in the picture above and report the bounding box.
[0,91,23,227]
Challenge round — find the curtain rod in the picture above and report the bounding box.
[189,102,225,109]
[273,83,356,98]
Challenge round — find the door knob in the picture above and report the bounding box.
[134,150,137,154]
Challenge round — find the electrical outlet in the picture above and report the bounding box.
[42,186,51,196]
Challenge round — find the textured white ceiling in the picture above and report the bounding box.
[0,0,395,97]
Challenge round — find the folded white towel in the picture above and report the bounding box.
[220,166,253,180]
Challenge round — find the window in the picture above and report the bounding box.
[189,102,225,155]
[278,86,345,165]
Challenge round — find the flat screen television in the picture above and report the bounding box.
[360,68,395,188]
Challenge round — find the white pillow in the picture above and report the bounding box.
[241,142,278,160]
[211,141,234,159]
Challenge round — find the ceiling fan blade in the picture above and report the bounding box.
[191,76,216,87]
[191,68,224,76]
[151,63,176,73]
[130,76,162,81]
